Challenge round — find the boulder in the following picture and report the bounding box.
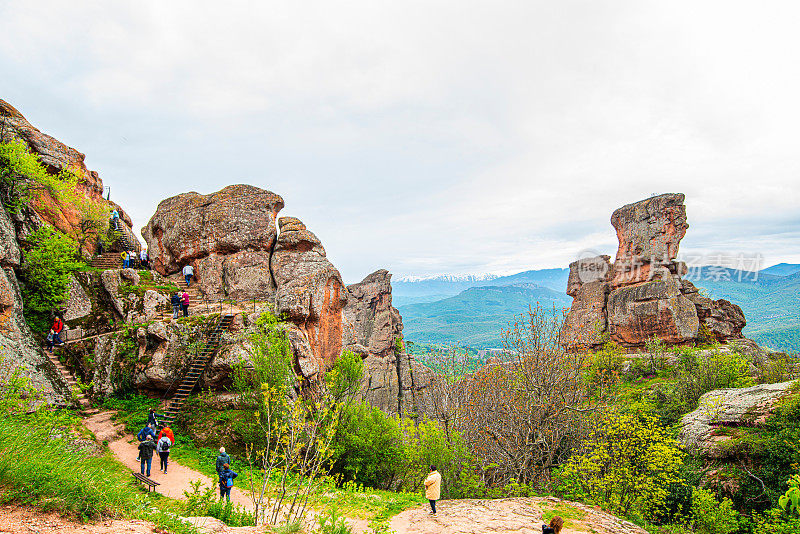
[272,217,347,369]
[607,278,699,345]
[343,269,402,357]
[0,207,20,267]
[566,255,611,297]
[197,251,275,301]
[560,280,609,348]
[0,267,70,404]
[143,290,168,322]
[142,184,284,276]
[63,275,92,321]
[679,381,794,456]
[611,193,688,266]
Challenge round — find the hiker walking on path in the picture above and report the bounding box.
[148,408,165,429]
[216,447,231,477]
[156,434,171,474]
[171,291,181,319]
[136,424,156,461]
[424,465,442,515]
[218,463,237,502]
[47,315,65,352]
[158,425,175,445]
[181,290,190,317]
[182,264,194,287]
[138,435,157,477]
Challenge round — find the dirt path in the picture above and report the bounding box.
[84,411,253,508]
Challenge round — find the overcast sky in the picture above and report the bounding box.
[2,1,799,283]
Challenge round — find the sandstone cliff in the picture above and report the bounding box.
[138,186,430,414]
[561,194,747,349]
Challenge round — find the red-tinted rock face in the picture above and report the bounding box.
[272,217,347,370]
[562,194,746,349]
[0,99,134,252]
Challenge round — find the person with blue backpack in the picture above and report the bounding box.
[218,463,237,502]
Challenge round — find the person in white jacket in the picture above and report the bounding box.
[156,435,172,474]
[182,264,194,287]
[424,465,442,515]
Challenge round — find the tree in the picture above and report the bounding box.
[443,304,614,487]
[555,411,684,518]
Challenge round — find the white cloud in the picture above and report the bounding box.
[1,1,799,282]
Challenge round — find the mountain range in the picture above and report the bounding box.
[396,263,800,351]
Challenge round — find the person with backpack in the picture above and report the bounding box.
[138,435,157,477]
[171,291,181,319]
[121,250,129,268]
[424,465,442,515]
[136,423,157,461]
[147,408,165,429]
[110,209,120,230]
[156,434,172,474]
[181,290,190,317]
[216,447,231,477]
[158,425,175,445]
[218,462,237,502]
[542,516,564,534]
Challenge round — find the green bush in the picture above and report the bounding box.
[555,411,684,519]
[19,226,85,332]
[690,487,739,534]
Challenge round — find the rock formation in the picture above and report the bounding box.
[0,99,138,253]
[142,184,284,300]
[140,186,432,415]
[561,194,747,349]
[679,381,793,457]
[343,270,432,414]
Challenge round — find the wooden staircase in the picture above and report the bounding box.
[46,350,91,409]
[90,252,122,269]
[160,314,235,426]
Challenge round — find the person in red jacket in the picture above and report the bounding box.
[47,315,65,352]
[158,425,175,445]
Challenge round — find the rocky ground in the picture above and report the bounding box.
[390,497,648,534]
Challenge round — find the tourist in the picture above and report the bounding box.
[182,263,194,287]
[138,435,157,477]
[110,208,120,230]
[122,250,129,268]
[48,315,65,352]
[156,434,171,474]
[424,465,442,515]
[136,423,157,461]
[158,425,175,445]
[147,407,165,429]
[171,291,181,319]
[140,248,149,269]
[542,516,564,534]
[181,290,190,317]
[215,447,231,477]
[218,462,238,502]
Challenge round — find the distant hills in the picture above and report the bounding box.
[396,263,800,352]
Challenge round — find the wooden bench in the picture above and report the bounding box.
[131,471,160,492]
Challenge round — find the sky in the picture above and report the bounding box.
[1,1,799,283]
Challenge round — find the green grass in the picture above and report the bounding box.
[98,393,163,434]
[0,410,199,533]
[540,501,586,530]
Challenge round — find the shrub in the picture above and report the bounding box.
[19,226,85,331]
[690,487,739,534]
[555,411,684,519]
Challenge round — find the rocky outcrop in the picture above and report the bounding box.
[272,217,347,375]
[344,270,433,415]
[142,184,284,301]
[679,381,794,457]
[0,99,138,253]
[562,194,747,349]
